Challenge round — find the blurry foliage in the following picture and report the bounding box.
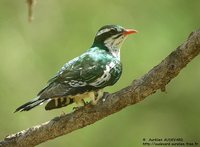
[0,0,200,146]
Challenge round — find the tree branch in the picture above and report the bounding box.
[26,0,37,22]
[1,30,200,147]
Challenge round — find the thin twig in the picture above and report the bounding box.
[27,0,36,22]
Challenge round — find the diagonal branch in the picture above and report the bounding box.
[1,29,200,147]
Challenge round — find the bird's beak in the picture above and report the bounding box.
[123,29,138,35]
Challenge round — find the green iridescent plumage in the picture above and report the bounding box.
[38,47,122,98]
[15,24,136,112]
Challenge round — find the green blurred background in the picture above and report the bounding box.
[0,0,200,146]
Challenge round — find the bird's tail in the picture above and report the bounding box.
[14,97,48,112]
[45,97,74,110]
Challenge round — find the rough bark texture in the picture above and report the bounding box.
[0,30,200,147]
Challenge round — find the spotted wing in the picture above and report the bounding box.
[37,51,122,99]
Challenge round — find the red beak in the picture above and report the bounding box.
[123,29,138,35]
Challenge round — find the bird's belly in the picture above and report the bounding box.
[69,91,95,105]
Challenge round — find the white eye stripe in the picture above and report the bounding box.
[112,34,122,39]
[96,28,112,36]
[116,27,122,32]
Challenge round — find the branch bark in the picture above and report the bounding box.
[1,30,200,147]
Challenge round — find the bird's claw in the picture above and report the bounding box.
[101,92,110,102]
[60,111,66,116]
[103,92,110,98]
[73,106,81,111]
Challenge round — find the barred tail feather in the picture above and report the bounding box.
[14,97,48,112]
[45,97,73,110]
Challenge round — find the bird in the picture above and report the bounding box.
[15,25,137,112]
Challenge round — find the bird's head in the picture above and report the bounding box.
[92,25,137,59]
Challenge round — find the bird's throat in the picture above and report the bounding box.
[110,49,120,60]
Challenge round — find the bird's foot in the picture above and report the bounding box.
[103,92,110,98]
[91,98,99,105]
[82,99,89,106]
[60,111,66,116]
[101,92,110,102]
[73,106,82,111]
[91,89,104,105]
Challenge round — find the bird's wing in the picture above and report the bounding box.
[37,51,118,99]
